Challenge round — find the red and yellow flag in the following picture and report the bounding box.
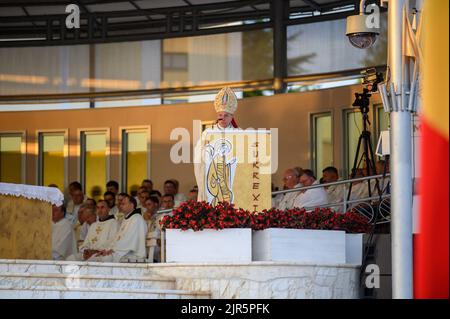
[414,0,449,299]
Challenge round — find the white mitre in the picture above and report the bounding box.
[214,87,238,114]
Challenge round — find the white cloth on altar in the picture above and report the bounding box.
[88,210,147,262]
[52,218,77,260]
[292,181,328,211]
[0,182,64,206]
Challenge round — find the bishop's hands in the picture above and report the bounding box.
[82,249,114,260]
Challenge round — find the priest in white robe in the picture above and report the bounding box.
[67,200,119,261]
[89,195,147,262]
[275,168,303,210]
[52,204,77,260]
[194,86,240,202]
[144,196,163,262]
[66,188,86,225]
[293,170,328,211]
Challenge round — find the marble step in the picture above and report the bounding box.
[0,285,211,299]
[0,260,158,277]
[0,272,176,290]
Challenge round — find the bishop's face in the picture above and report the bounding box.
[216,111,233,128]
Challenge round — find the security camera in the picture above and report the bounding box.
[346,6,380,49]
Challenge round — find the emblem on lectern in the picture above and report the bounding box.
[204,138,237,206]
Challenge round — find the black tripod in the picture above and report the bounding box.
[348,88,386,298]
[346,88,381,202]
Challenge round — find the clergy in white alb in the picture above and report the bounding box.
[52,204,77,260]
[275,168,303,211]
[67,200,119,261]
[292,170,328,211]
[89,195,147,262]
[321,166,345,212]
[66,188,86,225]
[143,196,163,262]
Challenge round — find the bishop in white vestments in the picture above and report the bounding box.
[194,86,240,203]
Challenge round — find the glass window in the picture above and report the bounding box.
[81,131,108,201]
[345,111,363,178]
[38,133,66,192]
[0,134,23,183]
[377,104,390,134]
[122,129,149,196]
[287,13,387,76]
[162,29,272,88]
[311,113,333,177]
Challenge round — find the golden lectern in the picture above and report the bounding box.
[195,129,272,212]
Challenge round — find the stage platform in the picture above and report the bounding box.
[0,259,360,299]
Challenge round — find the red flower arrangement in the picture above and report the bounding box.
[160,201,372,234]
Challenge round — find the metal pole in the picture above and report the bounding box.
[272,0,287,93]
[388,0,413,299]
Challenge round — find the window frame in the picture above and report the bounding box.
[310,111,334,177]
[119,126,151,193]
[77,128,111,196]
[0,130,26,184]
[36,129,69,190]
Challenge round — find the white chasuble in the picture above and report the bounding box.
[80,216,119,253]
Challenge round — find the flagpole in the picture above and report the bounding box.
[388,0,414,299]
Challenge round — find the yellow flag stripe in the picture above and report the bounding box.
[422,0,449,139]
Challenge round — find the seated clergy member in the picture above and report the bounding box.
[187,186,198,202]
[104,191,119,217]
[80,207,97,242]
[135,186,147,209]
[106,180,119,196]
[85,198,96,210]
[160,193,175,210]
[68,200,119,261]
[138,190,151,213]
[88,195,147,262]
[52,204,77,260]
[73,204,87,247]
[144,196,162,262]
[274,168,303,210]
[115,192,129,222]
[293,169,328,210]
[66,182,86,219]
[321,166,345,212]
[66,188,86,225]
[164,180,188,207]
[141,179,154,193]
[75,204,97,244]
